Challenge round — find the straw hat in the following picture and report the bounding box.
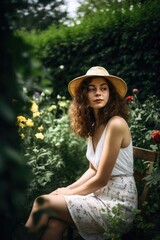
[68,66,127,97]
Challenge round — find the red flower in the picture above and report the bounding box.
[132,88,139,94]
[126,96,133,102]
[151,130,160,143]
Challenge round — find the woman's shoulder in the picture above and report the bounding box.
[108,116,128,125]
[107,116,129,131]
[106,116,130,146]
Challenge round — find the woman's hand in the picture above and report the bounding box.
[50,187,72,195]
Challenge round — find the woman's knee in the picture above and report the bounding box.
[35,195,50,208]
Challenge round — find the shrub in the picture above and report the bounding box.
[17,90,87,203]
[124,91,160,240]
[18,0,160,101]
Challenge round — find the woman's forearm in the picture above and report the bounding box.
[54,173,106,196]
[67,167,96,190]
[68,174,105,195]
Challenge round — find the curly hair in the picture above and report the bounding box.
[68,77,129,138]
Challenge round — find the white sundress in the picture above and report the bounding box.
[64,125,138,240]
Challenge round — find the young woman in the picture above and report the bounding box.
[25,66,138,240]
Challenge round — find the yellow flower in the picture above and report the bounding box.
[20,133,25,139]
[30,101,38,113]
[33,111,40,118]
[17,116,27,128]
[19,122,25,128]
[35,133,44,140]
[58,101,67,108]
[26,118,34,127]
[17,116,27,123]
[47,105,57,111]
[38,125,44,131]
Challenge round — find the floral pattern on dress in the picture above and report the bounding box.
[64,176,137,240]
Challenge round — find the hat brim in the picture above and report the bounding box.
[68,74,127,97]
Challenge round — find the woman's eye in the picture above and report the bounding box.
[100,87,107,91]
[88,87,95,92]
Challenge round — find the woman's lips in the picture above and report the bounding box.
[94,99,103,103]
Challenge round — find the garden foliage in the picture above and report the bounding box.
[125,91,160,240]
[18,0,160,100]
[1,1,32,239]
[17,91,87,202]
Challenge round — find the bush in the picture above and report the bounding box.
[17,90,87,203]
[127,92,160,150]
[124,90,160,240]
[18,0,160,101]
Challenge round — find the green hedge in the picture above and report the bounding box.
[19,0,160,100]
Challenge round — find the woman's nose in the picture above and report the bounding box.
[95,88,101,95]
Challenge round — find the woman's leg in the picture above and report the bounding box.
[40,218,68,240]
[25,194,75,234]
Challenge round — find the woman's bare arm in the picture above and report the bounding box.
[50,163,96,195]
[67,163,96,189]
[54,117,128,196]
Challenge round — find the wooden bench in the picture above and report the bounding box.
[133,146,157,207]
[67,146,158,240]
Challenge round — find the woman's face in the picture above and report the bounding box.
[87,77,109,112]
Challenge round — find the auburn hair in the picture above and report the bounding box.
[68,77,129,138]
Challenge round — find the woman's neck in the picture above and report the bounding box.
[93,110,99,124]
